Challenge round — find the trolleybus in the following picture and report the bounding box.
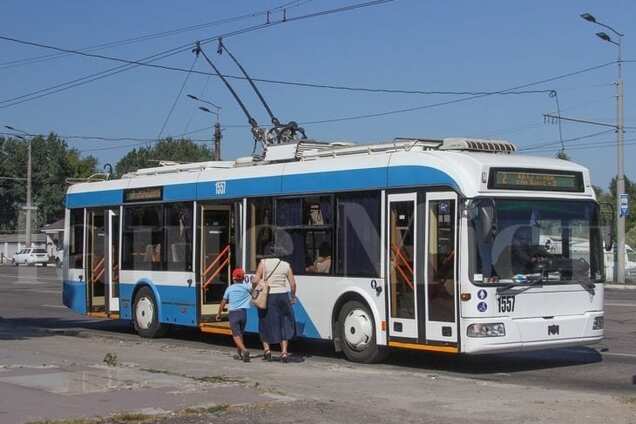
[63,138,605,362]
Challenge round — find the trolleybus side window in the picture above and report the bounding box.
[164,203,193,272]
[275,196,333,275]
[122,205,163,271]
[69,208,84,269]
[246,198,274,272]
[336,191,381,277]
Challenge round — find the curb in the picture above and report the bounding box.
[605,283,636,290]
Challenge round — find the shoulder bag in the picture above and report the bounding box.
[251,259,281,310]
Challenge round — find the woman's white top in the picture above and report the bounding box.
[262,258,291,294]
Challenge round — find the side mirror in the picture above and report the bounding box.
[476,199,497,241]
[600,202,615,252]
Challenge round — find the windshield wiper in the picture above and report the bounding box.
[496,276,544,295]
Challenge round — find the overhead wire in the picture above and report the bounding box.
[0,0,397,109]
[0,0,311,70]
[157,55,198,140]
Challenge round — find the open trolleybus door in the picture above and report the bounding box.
[199,204,235,323]
[86,209,106,313]
[387,193,419,339]
[106,208,120,313]
[423,192,459,344]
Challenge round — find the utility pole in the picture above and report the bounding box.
[580,13,626,283]
[213,122,222,161]
[186,94,222,161]
[5,126,33,248]
[26,138,32,247]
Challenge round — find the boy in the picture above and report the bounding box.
[216,268,252,362]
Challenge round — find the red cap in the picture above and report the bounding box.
[232,268,245,281]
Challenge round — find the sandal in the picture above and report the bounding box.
[242,350,251,363]
[263,350,272,361]
[281,352,289,363]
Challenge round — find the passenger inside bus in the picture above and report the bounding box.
[306,242,332,273]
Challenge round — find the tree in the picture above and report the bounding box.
[603,176,636,247]
[115,138,212,177]
[0,134,98,232]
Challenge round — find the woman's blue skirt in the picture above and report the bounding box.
[258,292,296,344]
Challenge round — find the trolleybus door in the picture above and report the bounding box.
[106,208,120,312]
[387,193,419,339]
[199,205,232,318]
[423,192,458,343]
[86,209,106,312]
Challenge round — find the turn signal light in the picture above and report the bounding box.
[460,293,471,301]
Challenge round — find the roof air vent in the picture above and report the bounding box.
[440,138,516,153]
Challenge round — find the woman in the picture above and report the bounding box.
[253,245,297,363]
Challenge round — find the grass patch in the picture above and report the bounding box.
[27,419,96,424]
[180,404,229,416]
[140,368,170,375]
[27,412,155,424]
[193,375,245,384]
[110,412,153,423]
[103,353,118,367]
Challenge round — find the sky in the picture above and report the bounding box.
[1,0,635,189]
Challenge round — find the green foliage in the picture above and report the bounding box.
[596,175,636,247]
[0,134,97,232]
[114,138,212,177]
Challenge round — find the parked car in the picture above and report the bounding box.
[12,248,50,266]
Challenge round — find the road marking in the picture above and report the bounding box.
[605,302,636,307]
[41,304,66,309]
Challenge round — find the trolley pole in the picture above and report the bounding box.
[213,122,222,161]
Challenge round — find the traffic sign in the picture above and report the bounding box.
[619,193,629,217]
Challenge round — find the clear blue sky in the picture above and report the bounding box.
[1,0,634,189]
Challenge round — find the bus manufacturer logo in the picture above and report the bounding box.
[215,181,226,195]
[548,324,559,336]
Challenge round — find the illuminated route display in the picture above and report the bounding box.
[488,168,584,192]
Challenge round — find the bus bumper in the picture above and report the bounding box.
[461,311,604,354]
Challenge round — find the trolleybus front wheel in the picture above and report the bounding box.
[133,286,166,338]
[338,300,388,363]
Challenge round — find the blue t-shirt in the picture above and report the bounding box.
[223,282,252,311]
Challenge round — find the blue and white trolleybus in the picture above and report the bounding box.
[63,137,605,362]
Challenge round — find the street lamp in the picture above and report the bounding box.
[187,94,223,161]
[580,12,626,284]
[4,125,34,248]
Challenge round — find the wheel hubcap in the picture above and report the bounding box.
[343,309,373,351]
[136,296,154,329]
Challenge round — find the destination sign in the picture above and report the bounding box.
[124,186,163,202]
[488,168,583,192]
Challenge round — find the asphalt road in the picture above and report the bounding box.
[1,265,635,396]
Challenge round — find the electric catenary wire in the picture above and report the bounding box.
[0,0,312,70]
[0,0,397,109]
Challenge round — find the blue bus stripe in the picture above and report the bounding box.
[66,165,457,207]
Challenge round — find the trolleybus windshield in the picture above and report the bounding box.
[469,199,604,285]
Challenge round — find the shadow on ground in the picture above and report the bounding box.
[0,315,602,377]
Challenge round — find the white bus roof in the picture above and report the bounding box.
[66,138,595,208]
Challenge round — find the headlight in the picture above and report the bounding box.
[467,323,506,337]
[593,316,604,330]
